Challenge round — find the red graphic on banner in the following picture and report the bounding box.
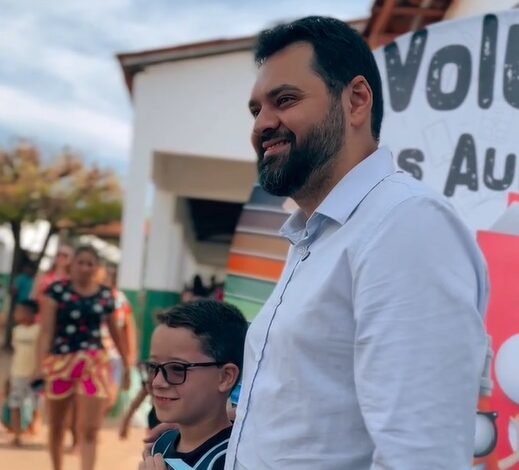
[475,199,519,469]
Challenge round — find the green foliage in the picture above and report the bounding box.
[0,141,123,232]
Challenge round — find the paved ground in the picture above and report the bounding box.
[0,419,145,469]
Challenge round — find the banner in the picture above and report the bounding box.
[375,11,519,469]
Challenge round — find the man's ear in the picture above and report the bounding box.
[218,363,240,394]
[345,75,373,130]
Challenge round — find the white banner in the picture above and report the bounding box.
[375,10,519,230]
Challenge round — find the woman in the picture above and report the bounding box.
[36,245,130,470]
[30,244,73,437]
[31,244,73,308]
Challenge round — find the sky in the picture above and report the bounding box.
[0,0,372,175]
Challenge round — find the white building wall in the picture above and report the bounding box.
[133,51,257,163]
[144,188,185,293]
[119,50,258,294]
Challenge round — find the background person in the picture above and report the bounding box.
[36,245,130,470]
[5,299,39,446]
[30,244,74,434]
[31,244,73,309]
[118,366,160,440]
[100,264,138,414]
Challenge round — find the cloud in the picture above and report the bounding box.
[0,0,372,168]
[0,84,131,160]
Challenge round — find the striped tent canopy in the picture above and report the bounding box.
[224,184,293,320]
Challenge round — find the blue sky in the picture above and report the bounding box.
[0,0,371,175]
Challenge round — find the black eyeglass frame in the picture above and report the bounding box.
[139,360,226,385]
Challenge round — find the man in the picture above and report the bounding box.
[225,16,489,469]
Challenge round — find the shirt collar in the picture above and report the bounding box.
[280,147,396,242]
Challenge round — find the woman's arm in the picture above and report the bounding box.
[35,296,57,375]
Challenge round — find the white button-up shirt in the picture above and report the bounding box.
[225,147,489,470]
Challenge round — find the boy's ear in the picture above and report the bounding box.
[218,363,240,394]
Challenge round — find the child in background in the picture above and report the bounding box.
[11,262,36,305]
[139,300,248,470]
[7,299,40,446]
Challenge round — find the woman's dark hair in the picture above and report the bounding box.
[156,300,248,381]
[254,16,384,141]
[74,244,100,261]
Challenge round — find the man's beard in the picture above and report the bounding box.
[257,98,345,197]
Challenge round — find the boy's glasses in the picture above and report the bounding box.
[139,360,225,385]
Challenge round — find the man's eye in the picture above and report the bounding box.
[278,96,295,106]
[250,108,260,118]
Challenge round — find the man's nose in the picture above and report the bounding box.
[253,106,280,138]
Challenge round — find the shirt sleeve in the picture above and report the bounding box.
[352,196,488,469]
[44,281,63,302]
[103,288,115,315]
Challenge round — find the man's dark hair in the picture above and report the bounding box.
[17,299,39,314]
[156,300,248,380]
[254,16,384,141]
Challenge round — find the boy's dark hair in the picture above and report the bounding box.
[254,16,384,141]
[17,299,39,314]
[156,300,248,381]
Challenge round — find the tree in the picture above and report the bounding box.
[0,141,123,346]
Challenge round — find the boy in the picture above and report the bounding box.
[139,300,248,470]
[7,299,40,446]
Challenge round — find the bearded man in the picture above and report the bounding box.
[225,16,489,470]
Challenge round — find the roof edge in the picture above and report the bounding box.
[117,18,368,95]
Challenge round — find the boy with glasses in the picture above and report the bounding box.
[139,300,248,470]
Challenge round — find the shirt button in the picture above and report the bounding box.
[298,246,307,255]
